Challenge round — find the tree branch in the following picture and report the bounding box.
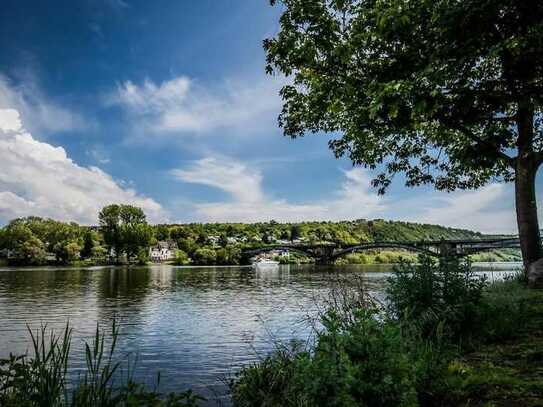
[454,124,516,168]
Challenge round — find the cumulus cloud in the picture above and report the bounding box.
[171,156,519,233]
[0,108,166,224]
[406,184,516,234]
[0,74,85,134]
[171,156,385,222]
[109,75,282,135]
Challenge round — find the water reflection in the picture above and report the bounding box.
[0,263,519,404]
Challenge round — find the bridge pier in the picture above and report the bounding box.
[315,256,334,265]
[310,246,336,265]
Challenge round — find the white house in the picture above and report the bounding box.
[149,241,177,262]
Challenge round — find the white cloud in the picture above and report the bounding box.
[0,108,166,224]
[110,75,282,135]
[171,156,385,222]
[406,184,516,234]
[0,74,85,134]
[171,156,519,233]
[171,157,264,203]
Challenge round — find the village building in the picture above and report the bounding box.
[149,241,178,262]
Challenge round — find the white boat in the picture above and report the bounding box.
[252,258,279,268]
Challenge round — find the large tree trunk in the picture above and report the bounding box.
[515,158,541,270]
[515,105,541,271]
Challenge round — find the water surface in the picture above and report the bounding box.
[0,263,520,404]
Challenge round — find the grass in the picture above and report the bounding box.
[441,279,543,406]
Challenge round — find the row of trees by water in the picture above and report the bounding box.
[0,204,506,266]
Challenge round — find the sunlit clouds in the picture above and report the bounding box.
[0,108,166,224]
[110,75,283,135]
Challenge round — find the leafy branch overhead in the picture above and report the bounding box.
[265,0,543,193]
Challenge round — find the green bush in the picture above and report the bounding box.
[136,247,149,265]
[386,256,487,341]
[173,249,191,265]
[232,308,418,407]
[474,276,529,342]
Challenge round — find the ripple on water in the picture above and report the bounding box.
[0,263,519,405]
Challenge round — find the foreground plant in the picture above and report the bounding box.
[0,322,204,407]
[232,256,533,406]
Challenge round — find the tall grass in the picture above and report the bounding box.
[0,322,204,407]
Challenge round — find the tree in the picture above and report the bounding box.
[81,230,99,259]
[173,249,191,265]
[192,247,217,265]
[136,247,149,265]
[265,0,543,270]
[53,239,82,264]
[216,246,241,265]
[155,225,171,241]
[290,224,302,241]
[19,236,47,265]
[219,234,229,248]
[99,204,151,262]
[1,221,46,264]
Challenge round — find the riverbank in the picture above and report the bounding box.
[231,261,543,406]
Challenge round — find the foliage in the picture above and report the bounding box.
[473,275,530,342]
[81,230,104,260]
[99,204,152,263]
[264,0,540,188]
[265,0,543,266]
[191,247,217,265]
[0,322,204,407]
[53,240,82,264]
[215,246,241,265]
[232,309,418,407]
[136,248,149,265]
[386,256,487,341]
[173,250,191,266]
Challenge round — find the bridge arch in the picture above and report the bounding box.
[330,242,439,261]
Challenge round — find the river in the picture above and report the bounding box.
[0,263,521,404]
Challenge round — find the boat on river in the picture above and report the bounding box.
[252,258,280,269]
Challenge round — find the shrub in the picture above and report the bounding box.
[231,344,307,407]
[305,308,418,407]
[232,307,418,407]
[386,256,487,341]
[173,249,191,265]
[136,247,149,265]
[474,277,529,342]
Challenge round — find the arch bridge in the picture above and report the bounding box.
[241,238,520,264]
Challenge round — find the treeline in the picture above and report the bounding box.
[0,204,499,266]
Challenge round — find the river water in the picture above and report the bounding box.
[0,263,521,404]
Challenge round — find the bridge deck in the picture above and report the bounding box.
[241,237,520,260]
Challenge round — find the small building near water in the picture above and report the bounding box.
[149,241,177,262]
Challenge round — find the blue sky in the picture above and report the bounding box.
[0,0,530,233]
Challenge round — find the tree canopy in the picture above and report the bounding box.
[265,0,543,267]
[98,204,152,262]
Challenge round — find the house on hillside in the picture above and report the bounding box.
[149,241,178,262]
